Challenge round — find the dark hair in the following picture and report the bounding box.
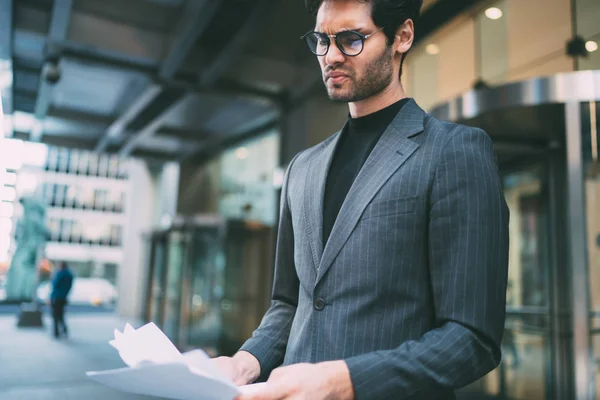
[304,0,423,77]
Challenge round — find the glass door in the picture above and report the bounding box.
[581,100,600,399]
[499,164,552,400]
[185,227,225,355]
[149,236,168,326]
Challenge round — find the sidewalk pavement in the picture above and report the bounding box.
[0,311,154,400]
[0,309,501,400]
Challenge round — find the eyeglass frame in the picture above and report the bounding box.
[300,26,385,57]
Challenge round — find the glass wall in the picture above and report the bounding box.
[409,42,440,111]
[406,0,585,109]
[582,101,600,399]
[219,131,280,226]
[476,0,508,85]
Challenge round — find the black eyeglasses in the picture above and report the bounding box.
[301,27,384,57]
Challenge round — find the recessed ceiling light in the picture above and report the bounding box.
[426,44,440,55]
[586,41,599,53]
[485,7,503,20]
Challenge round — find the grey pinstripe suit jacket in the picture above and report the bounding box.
[240,99,510,399]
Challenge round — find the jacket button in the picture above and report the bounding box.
[314,297,325,311]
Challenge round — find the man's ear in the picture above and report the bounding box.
[394,19,415,55]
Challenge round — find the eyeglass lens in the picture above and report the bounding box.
[305,31,364,56]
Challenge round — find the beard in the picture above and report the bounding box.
[324,46,394,103]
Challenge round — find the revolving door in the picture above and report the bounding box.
[142,216,274,355]
[431,70,600,400]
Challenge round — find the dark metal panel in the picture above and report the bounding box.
[200,0,273,87]
[49,107,113,126]
[13,93,35,114]
[117,88,186,156]
[95,84,163,153]
[98,0,220,154]
[116,0,274,157]
[159,0,220,80]
[158,126,215,142]
[59,41,158,74]
[0,1,12,60]
[39,134,98,150]
[547,148,576,400]
[13,69,39,94]
[565,101,593,400]
[30,0,73,142]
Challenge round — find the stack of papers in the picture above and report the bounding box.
[86,322,263,400]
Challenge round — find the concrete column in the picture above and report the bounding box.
[154,162,180,227]
[118,160,180,318]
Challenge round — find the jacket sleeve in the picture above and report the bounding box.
[239,153,301,381]
[344,127,510,399]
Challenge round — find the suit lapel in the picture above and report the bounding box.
[303,126,345,270]
[316,99,425,284]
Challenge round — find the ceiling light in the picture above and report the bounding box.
[426,44,440,55]
[586,41,599,53]
[235,147,249,160]
[485,7,503,20]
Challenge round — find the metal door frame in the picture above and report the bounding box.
[499,152,558,400]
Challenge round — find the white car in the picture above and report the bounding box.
[37,277,118,307]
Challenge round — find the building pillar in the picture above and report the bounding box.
[118,160,180,319]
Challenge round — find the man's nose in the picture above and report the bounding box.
[325,40,345,66]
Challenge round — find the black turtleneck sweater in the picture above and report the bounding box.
[323,98,410,245]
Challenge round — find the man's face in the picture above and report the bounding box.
[315,0,395,102]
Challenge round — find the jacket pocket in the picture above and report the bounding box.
[360,196,417,221]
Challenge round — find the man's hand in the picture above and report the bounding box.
[213,351,261,386]
[236,360,355,400]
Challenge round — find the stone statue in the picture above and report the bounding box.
[5,195,50,301]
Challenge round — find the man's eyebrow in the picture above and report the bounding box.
[314,26,367,34]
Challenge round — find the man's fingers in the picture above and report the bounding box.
[236,382,286,400]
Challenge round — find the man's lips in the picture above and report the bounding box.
[326,72,350,83]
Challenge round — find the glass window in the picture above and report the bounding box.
[219,131,280,226]
[408,43,439,111]
[163,232,185,340]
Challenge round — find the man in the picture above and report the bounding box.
[50,261,73,338]
[214,0,509,399]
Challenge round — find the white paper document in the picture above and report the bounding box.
[86,322,263,400]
